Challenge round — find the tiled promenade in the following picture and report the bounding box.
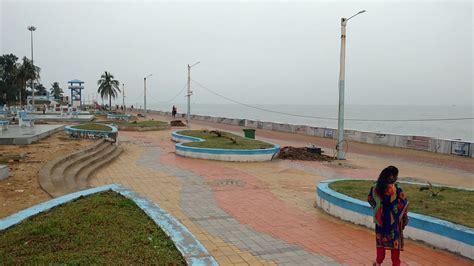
[89,127,473,265]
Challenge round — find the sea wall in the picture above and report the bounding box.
[316,179,474,259]
[147,110,474,158]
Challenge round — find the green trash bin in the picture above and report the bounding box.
[243,128,256,139]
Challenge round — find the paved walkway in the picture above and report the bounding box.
[89,128,472,265]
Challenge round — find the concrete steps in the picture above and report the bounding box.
[39,140,123,198]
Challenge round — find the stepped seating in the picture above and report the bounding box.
[39,140,123,198]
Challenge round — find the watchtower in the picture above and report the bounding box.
[68,79,84,107]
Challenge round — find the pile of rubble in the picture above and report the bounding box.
[276,146,333,161]
[170,120,187,127]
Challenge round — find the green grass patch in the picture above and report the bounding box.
[329,180,474,228]
[179,130,274,150]
[0,191,186,264]
[110,120,168,127]
[71,123,113,132]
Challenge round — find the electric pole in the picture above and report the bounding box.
[186,61,200,127]
[144,74,152,117]
[336,10,366,160]
[28,25,37,108]
[122,83,125,112]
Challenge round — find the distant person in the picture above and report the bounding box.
[172,105,177,118]
[131,105,134,111]
[42,104,47,114]
[368,166,408,266]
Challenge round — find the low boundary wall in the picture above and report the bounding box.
[147,110,473,158]
[0,184,218,265]
[172,131,280,162]
[316,179,474,259]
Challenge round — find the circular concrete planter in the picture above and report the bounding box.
[0,184,218,265]
[117,124,171,131]
[65,124,118,142]
[316,179,474,259]
[172,131,280,162]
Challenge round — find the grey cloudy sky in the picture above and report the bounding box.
[1,0,472,107]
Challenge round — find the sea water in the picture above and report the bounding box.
[146,103,473,142]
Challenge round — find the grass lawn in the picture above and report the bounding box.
[110,120,168,127]
[0,191,186,264]
[71,123,113,132]
[179,130,274,150]
[329,180,474,228]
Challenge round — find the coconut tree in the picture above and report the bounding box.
[97,71,120,110]
[35,83,47,96]
[14,57,40,105]
[50,82,63,99]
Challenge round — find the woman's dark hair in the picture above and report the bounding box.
[375,166,399,194]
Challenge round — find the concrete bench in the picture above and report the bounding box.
[18,111,35,127]
[0,120,9,131]
[0,110,6,119]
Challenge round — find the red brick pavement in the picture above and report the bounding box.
[155,136,471,265]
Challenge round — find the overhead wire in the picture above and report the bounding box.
[163,83,188,103]
[143,82,188,104]
[191,79,474,122]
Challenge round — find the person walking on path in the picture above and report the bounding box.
[172,105,177,118]
[368,166,409,266]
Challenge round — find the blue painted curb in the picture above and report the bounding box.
[0,184,218,266]
[65,124,118,134]
[65,124,118,141]
[317,179,474,246]
[172,131,280,155]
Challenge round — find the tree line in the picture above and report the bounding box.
[1,53,122,109]
[0,53,64,106]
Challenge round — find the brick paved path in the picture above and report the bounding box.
[89,130,472,265]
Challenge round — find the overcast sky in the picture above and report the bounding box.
[1,0,472,107]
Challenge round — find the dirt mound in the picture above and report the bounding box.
[276,146,333,161]
[170,120,187,127]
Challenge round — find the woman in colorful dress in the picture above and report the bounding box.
[368,166,409,266]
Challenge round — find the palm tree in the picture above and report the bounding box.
[35,83,47,96]
[14,57,40,105]
[97,71,120,110]
[50,82,63,99]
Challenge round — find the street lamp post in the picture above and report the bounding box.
[336,10,366,160]
[187,61,200,128]
[27,25,37,109]
[144,74,152,117]
[122,83,125,113]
